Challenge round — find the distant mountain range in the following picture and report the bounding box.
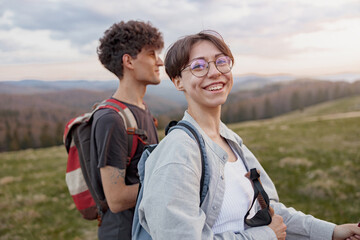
[311,72,360,82]
[2,72,359,95]
[1,73,359,114]
[1,74,359,152]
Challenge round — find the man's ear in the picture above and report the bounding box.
[122,54,134,70]
[173,76,185,91]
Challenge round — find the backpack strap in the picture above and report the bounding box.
[244,168,273,227]
[166,120,209,205]
[97,99,148,166]
[132,120,209,239]
[100,99,137,129]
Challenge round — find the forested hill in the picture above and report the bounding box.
[222,79,360,122]
[0,78,360,152]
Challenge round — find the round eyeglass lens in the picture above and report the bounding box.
[216,56,232,74]
[190,59,207,77]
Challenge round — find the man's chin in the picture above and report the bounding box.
[150,78,162,85]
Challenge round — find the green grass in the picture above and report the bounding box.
[0,147,97,240]
[1,95,360,239]
[230,95,360,224]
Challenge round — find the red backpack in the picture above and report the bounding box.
[63,99,148,225]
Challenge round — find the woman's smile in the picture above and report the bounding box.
[204,82,225,92]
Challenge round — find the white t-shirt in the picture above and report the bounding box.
[212,148,254,234]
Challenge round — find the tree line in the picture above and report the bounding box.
[1,119,64,152]
[221,79,360,123]
[1,79,359,152]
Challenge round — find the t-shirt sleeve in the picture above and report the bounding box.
[94,110,128,169]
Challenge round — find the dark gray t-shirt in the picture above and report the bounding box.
[90,99,158,240]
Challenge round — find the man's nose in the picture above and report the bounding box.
[157,57,164,66]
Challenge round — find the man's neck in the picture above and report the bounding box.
[112,77,147,110]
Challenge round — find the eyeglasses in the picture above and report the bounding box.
[181,56,233,77]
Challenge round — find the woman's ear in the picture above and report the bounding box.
[173,76,185,91]
[122,54,134,70]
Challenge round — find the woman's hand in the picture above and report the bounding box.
[332,224,360,240]
[268,214,287,240]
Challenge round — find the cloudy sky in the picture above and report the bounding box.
[0,0,359,81]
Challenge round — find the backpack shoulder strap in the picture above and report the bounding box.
[98,99,148,165]
[244,168,273,227]
[98,99,138,129]
[64,99,135,152]
[167,120,209,205]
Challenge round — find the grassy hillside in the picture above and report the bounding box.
[229,95,360,223]
[1,96,359,239]
[0,147,98,240]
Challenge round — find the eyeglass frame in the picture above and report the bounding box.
[180,55,233,78]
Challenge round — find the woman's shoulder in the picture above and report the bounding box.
[146,128,202,172]
[158,128,199,157]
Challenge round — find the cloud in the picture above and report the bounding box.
[0,27,90,64]
[0,0,359,80]
[1,1,111,45]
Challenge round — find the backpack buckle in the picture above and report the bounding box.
[126,127,137,135]
[127,128,147,136]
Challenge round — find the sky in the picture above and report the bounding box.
[0,0,359,81]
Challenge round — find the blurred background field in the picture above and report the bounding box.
[1,95,359,240]
[229,95,360,223]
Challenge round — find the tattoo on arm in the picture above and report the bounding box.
[110,168,125,185]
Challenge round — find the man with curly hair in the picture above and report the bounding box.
[90,20,164,239]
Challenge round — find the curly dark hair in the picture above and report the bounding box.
[97,20,164,78]
[165,30,234,80]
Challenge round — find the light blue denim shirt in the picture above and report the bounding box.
[138,111,335,240]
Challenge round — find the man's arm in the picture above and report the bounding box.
[100,165,139,213]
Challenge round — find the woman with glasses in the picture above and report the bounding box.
[137,31,360,240]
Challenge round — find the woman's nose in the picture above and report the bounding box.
[207,61,221,78]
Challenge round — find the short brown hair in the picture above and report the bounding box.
[97,20,164,78]
[165,30,234,80]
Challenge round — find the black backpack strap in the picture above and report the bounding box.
[166,120,209,205]
[244,168,272,227]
